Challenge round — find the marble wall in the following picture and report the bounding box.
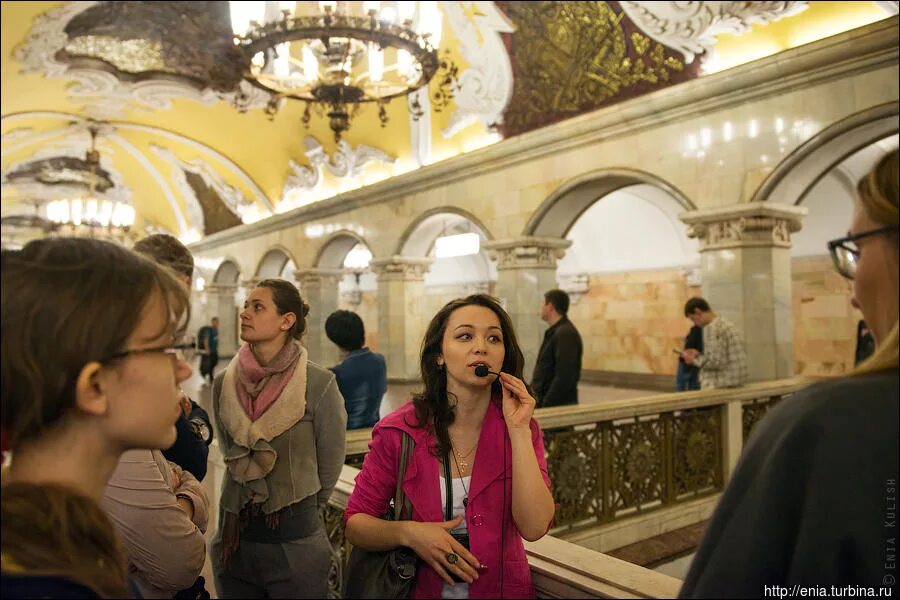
[568,269,701,376]
[791,255,860,375]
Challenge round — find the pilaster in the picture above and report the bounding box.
[370,256,433,380]
[680,203,807,382]
[484,237,572,376]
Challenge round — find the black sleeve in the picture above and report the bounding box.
[162,414,209,482]
[685,325,703,352]
[541,328,581,407]
[680,378,899,597]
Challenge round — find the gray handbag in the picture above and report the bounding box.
[342,432,419,599]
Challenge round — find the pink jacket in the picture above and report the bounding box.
[345,400,552,599]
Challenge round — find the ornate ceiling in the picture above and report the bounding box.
[1,1,893,244]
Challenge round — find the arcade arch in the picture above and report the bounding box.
[780,132,899,375]
[255,246,298,282]
[540,176,700,384]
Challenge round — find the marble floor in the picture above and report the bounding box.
[185,357,659,597]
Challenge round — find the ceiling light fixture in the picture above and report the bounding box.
[44,124,137,243]
[230,1,456,141]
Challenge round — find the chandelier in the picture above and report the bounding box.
[44,124,137,243]
[230,1,455,141]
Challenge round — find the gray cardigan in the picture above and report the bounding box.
[212,346,347,517]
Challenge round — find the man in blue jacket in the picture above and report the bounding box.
[325,310,387,429]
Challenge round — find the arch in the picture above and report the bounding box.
[255,245,298,278]
[524,168,696,239]
[213,259,240,284]
[751,102,899,205]
[396,206,494,257]
[314,229,372,269]
[1,111,273,211]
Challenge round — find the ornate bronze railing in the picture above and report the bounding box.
[345,378,809,535]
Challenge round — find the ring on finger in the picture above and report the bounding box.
[446,552,459,565]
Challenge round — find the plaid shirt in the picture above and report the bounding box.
[695,316,748,389]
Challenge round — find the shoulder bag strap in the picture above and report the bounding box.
[393,432,415,521]
[442,451,453,521]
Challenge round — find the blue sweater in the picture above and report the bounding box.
[329,348,387,429]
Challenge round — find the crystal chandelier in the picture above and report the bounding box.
[44,125,137,243]
[230,1,455,141]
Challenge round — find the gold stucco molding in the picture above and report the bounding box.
[679,203,808,251]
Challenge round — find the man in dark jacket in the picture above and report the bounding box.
[532,289,583,407]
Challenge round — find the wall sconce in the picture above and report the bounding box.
[559,273,590,305]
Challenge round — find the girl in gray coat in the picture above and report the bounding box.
[211,279,347,598]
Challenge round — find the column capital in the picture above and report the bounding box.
[205,283,238,294]
[679,203,807,251]
[240,278,261,289]
[293,268,345,286]
[370,256,433,280]
[483,237,572,270]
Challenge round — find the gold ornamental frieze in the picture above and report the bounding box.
[500,1,696,138]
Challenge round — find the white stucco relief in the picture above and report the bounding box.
[619,1,809,64]
[283,135,397,197]
[150,144,262,228]
[442,1,515,137]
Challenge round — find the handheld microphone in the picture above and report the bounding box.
[473,364,499,377]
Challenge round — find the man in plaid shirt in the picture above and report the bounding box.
[681,297,748,389]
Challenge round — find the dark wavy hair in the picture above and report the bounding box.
[256,278,310,341]
[411,294,525,458]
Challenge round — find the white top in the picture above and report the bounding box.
[439,476,471,600]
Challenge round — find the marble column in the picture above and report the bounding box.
[295,268,344,368]
[484,237,571,378]
[680,203,807,382]
[370,256,433,381]
[205,284,239,357]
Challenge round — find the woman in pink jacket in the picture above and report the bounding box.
[345,294,556,599]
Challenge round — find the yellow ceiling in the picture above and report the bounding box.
[1,1,892,239]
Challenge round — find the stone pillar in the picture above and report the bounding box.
[484,237,571,378]
[370,256,433,381]
[680,203,807,382]
[295,268,344,368]
[205,284,239,357]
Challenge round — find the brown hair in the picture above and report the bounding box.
[133,233,195,279]
[412,294,526,458]
[852,149,899,376]
[1,238,191,448]
[543,289,570,316]
[256,278,310,340]
[1,482,130,598]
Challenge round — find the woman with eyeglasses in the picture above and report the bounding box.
[680,149,899,597]
[211,279,347,599]
[101,233,212,600]
[1,238,193,599]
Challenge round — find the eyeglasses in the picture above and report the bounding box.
[102,342,195,364]
[827,225,899,280]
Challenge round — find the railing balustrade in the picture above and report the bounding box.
[345,378,806,535]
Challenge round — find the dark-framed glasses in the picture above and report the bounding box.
[827,225,899,280]
[102,342,195,364]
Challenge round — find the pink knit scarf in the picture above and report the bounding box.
[236,341,300,421]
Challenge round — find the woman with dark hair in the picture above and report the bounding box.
[211,279,347,598]
[1,238,193,598]
[680,150,898,596]
[345,294,555,598]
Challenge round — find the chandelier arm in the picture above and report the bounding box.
[234,10,456,141]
